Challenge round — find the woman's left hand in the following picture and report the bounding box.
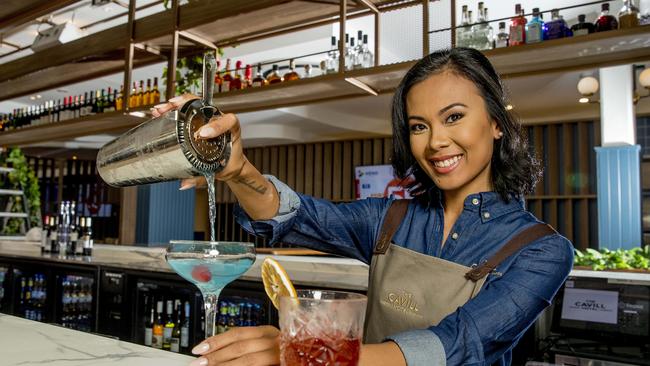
[189,326,280,366]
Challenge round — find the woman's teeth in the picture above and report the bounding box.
[433,155,461,168]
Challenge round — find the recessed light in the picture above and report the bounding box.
[29,96,36,100]
[579,97,590,104]
[72,155,78,160]
[505,104,513,110]
[36,95,42,99]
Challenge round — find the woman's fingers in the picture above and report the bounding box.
[193,326,279,355]
[203,336,279,364]
[179,176,208,190]
[194,113,239,140]
[151,94,198,117]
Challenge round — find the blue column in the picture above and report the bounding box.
[135,181,195,246]
[595,145,641,250]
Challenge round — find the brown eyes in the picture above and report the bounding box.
[445,113,464,124]
[409,124,427,132]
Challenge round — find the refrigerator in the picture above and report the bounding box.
[10,263,53,323]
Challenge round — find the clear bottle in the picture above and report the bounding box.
[544,8,572,40]
[362,34,374,68]
[494,21,509,48]
[170,300,182,353]
[326,36,338,74]
[41,215,50,254]
[82,217,93,257]
[618,0,640,28]
[163,300,174,350]
[509,4,527,46]
[525,7,544,44]
[456,5,470,48]
[180,301,190,351]
[473,4,493,50]
[347,37,357,70]
[596,3,619,32]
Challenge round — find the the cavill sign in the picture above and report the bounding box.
[560,287,619,325]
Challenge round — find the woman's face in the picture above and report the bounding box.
[406,70,501,197]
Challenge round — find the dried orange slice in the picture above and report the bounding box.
[261,257,297,309]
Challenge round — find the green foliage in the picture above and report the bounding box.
[574,246,650,270]
[162,49,225,97]
[0,148,41,234]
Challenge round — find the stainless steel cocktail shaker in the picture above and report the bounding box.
[96,53,231,187]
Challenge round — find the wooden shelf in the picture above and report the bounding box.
[0,0,391,102]
[0,109,150,147]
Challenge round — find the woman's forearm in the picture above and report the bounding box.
[360,342,407,366]
[224,159,280,221]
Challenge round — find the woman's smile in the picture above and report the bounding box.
[429,153,464,174]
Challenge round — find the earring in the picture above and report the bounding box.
[497,132,504,139]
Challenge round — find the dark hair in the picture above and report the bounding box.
[391,47,540,203]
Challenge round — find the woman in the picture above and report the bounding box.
[152,48,574,366]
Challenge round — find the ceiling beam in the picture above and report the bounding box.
[0,0,78,34]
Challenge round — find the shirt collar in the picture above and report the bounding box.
[462,192,524,223]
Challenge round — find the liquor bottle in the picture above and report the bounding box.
[244,64,253,88]
[283,59,300,82]
[494,22,509,48]
[571,14,595,37]
[41,215,50,254]
[163,300,174,350]
[180,301,190,351]
[116,86,124,111]
[266,64,282,84]
[214,60,223,92]
[170,300,181,353]
[473,4,493,50]
[526,8,544,44]
[152,77,161,104]
[90,90,99,114]
[596,3,618,32]
[106,87,117,112]
[72,96,80,119]
[152,301,164,349]
[326,36,338,74]
[129,82,137,108]
[82,217,93,256]
[49,217,59,254]
[544,8,572,40]
[68,215,78,256]
[618,0,640,29]
[221,59,233,92]
[251,63,267,87]
[144,299,154,346]
[509,4,526,46]
[144,79,152,106]
[343,33,350,70]
[230,60,243,90]
[348,37,358,69]
[353,33,364,70]
[362,34,374,68]
[304,64,313,78]
[217,302,228,334]
[136,80,144,107]
[457,5,470,48]
[74,217,84,256]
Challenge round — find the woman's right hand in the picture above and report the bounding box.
[151,94,247,189]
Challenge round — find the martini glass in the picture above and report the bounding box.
[166,241,256,338]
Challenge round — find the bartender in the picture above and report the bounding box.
[152,47,574,366]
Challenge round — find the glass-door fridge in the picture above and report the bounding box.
[10,264,52,322]
[52,265,98,333]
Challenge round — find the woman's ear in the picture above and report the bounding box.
[491,120,503,139]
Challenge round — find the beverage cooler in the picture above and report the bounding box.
[131,274,275,354]
[9,262,54,322]
[0,264,10,313]
[54,268,97,332]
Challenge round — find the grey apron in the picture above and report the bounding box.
[364,199,555,344]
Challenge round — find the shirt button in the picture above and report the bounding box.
[472,198,479,205]
[451,233,459,240]
[483,212,490,219]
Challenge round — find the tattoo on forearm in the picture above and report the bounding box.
[234,177,268,194]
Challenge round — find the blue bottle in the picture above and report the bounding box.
[526,7,544,44]
[544,8,573,40]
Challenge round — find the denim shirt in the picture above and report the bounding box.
[234,176,574,366]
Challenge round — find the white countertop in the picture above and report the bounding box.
[0,241,371,290]
[0,313,194,366]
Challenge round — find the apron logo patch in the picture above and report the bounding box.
[381,290,421,316]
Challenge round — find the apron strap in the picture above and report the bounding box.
[465,223,557,282]
[373,200,409,255]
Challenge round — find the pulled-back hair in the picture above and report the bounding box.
[391,47,541,203]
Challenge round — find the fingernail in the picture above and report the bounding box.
[169,96,184,103]
[179,182,195,191]
[191,343,210,355]
[189,357,208,366]
[199,126,216,138]
[153,103,168,109]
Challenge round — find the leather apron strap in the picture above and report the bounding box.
[373,200,409,255]
[464,223,557,282]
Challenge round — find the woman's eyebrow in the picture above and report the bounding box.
[438,103,468,116]
[407,115,429,123]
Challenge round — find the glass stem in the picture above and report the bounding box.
[202,291,221,339]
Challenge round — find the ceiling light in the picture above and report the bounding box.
[29,96,36,100]
[36,95,42,99]
[72,155,78,160]
[579,97,590,104]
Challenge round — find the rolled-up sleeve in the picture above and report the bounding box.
[234,175,391,263]
[425,235,574,365]
[387,329,446,366]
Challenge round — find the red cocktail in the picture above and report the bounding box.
[279,290,367,366]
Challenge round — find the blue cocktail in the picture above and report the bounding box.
[166,241,255,338]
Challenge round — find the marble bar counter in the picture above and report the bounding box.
[0,240,370,291]
[0,313,194,365]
